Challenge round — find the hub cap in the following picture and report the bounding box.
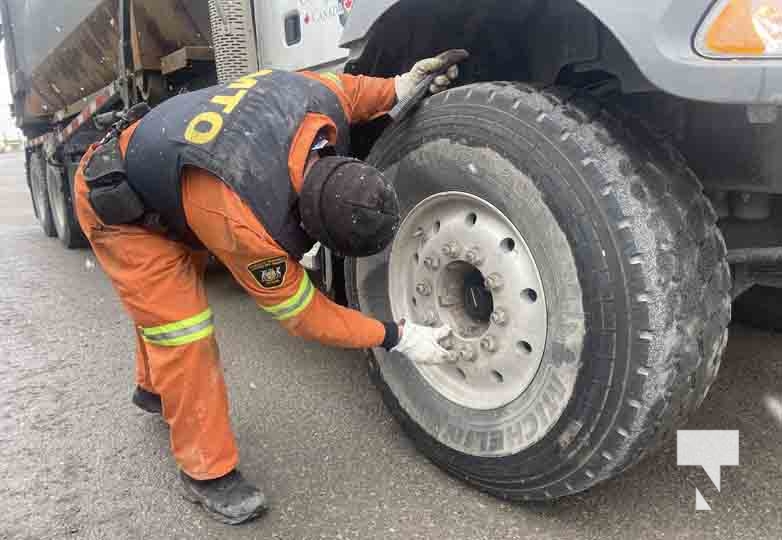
[389,192,547,410]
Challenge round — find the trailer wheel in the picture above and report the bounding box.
[47,163,88,249]
[28,151,56,238]
[346,83,731,500]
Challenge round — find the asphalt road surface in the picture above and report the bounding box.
[1,150,780,540]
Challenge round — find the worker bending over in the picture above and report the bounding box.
[74,55,460,524]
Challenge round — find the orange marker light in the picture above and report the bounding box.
[699,0,782,57]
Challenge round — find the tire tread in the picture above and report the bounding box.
[28,150,57,238]
[354,82,731,500]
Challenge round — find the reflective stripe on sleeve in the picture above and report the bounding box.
[260,273,316,321]
[140,308,215,347]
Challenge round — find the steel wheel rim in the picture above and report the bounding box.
[389,192,547,410]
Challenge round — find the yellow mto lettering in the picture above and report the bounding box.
[229,78,257,90]
[228,69,273,90]
[184,112,224,145]
[211,89,248,114]
[184,70,272,144]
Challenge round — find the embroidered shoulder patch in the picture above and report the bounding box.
[249,256,288,289]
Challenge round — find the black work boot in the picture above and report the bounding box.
[180,469,268,525]
[132,386,162,414]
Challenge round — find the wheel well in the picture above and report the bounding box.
[345,0,652,94]
[345,0,782,255]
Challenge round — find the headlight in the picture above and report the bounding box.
[696,0,782,57]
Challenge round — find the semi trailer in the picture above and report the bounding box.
[0,0,350,247]
[3,0,782,501]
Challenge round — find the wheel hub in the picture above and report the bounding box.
[389,192,548,410]
[462,268,493,324]
[437,261,493,338]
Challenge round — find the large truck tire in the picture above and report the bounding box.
[346,82,731,500]
[46,163,88,249]
[732,285,782,332]
[28,150,57,238]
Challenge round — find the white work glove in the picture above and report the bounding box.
[392,322,454,365]
[395,56,460,102]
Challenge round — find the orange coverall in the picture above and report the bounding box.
[74,72,397,480]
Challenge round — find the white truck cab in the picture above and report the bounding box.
[254,0,350,72]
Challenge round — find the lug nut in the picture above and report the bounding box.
[490,309,508,326]
[442,242,462,258]
[460,325,480,338]
[422,311,438,326]
[457,346,476,362]
[438,333,455,350]
[480,335,498,353]
[464,247,483,266]
[416,282,432,296]
[423,256,441,271]
[485,273,504,291]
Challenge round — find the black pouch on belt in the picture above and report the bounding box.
[83,137,146,225]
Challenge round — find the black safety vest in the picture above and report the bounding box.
[125,70,350,258]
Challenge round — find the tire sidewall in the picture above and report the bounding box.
[47,163,68,241]
[29,152,56,237]
[45,160,87,248]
